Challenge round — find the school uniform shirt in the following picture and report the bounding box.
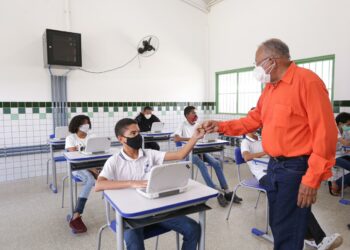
[135,113,161,132]
[174,120,198,138]
[65,133,96,150]
[99,148,166,181]
[218,62,338,188]
[240,136,267,181]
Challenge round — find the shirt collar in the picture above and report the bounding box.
[185,120,196,126]
[119,148,144,161]
[246,135,260,142]
[280,62,296,85]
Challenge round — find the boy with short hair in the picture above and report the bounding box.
[96,118,205,250]
[174,106,242,207]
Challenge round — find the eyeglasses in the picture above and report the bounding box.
[254,57,280,67]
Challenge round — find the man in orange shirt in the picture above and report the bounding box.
[203,39,338,250]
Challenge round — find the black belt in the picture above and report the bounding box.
[271,155,309,162]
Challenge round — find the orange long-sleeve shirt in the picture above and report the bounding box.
[218,62,338,189]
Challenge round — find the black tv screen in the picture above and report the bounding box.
[43,29,82,67]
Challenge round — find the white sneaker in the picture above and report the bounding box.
[318,233,343,250]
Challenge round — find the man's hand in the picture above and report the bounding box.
[130,180,148,189]
[202,120,219,133]
[297,183,317,208]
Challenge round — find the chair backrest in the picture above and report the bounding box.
[234,147,246,165]
[175,141,183,148]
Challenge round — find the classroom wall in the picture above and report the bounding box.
[208,0,350,102]
[0,0,209,102]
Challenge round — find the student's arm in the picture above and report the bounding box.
[95,176,147,192]
[242,151,266,162]
[165,127,205,161]
[66,147,77,152]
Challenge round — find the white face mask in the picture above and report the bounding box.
[144,114,152,119]
[253,58,275,83]
[79,124,90,134]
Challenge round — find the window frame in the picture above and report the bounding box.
[215,54,335,115]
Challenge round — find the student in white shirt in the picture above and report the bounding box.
[241,130,343,250]
[174,106,242,207]
[65,115,99,233]
[96,118,205,250]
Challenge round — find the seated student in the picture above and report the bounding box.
[135,106,161,151]
[65,115,99,233]
[95,118,205,250]
[328,112,350,196]
[174,106,242,207]
[241,130,343,250]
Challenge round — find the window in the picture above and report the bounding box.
[216,55,335,114]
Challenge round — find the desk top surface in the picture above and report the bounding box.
[64,148,119,162]
[193,139,229,148]
[103,180,218,218]
[141,132,173,137]
[253,157,270,165]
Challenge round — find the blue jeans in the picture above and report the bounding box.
[192,153,228,190]
[335,156,350,188]
[266,157,311,250]
[124,216,200,250]
[73,169,95,199]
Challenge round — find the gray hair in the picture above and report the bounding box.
[260,38,290,59]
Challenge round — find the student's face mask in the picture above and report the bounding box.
[144,114,152,119]
[79,124,90,134]
[123,134,143,150]
[253,58,275,83]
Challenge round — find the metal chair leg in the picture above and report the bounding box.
[46,159,51,184]
[97,224,108,250]
[226,184,241,220]
[265,193,269,234]
[255,191,262,209]
[61,176,68,208]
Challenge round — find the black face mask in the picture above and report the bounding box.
[124,134,143,150]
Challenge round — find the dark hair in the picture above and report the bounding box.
[143,106,153,112]
[335,112,350,125]
[68,115,91,134]
[184,106,196,117]
[115,118,138,137]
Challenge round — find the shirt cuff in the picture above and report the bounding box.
[301,153,335,189]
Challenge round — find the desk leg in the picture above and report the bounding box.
[116,212,124,250]
[142,136,145,150]
[67,162,74,219]
[50,145,58,193]
[199,210,206,250]
[168,138,171,151]
[189,152,194,179]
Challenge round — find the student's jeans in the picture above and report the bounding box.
[335,156,350,188]
[265,156,311,250]
[73,169,95,214]
[124,216,200,250]
[192,153,228,190]
[259,174,326,246]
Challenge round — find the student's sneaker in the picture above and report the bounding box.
[69,216,87,233]
[217,193,228,207]
[224,192,243,203]
[317,233,343,250]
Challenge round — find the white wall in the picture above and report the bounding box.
[0,0,209,102]
[208,0,350,101]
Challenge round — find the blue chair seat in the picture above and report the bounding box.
[109,220,172,238]
[241,177,265,190]
[53,155,66,162]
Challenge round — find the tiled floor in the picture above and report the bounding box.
[0,161,349,250]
